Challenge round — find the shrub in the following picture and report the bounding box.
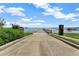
[0,38,5,46]
[0,28,32,46]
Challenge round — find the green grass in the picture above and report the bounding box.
[50,33,79,44]
[64,33,79,44]
[54,33,79,39]
[64,33,79,39]
[0,28,32,46]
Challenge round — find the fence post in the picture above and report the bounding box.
[59,25,64,35]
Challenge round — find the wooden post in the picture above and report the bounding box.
[59,25,64,35]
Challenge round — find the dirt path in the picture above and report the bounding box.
[0,30,79,56]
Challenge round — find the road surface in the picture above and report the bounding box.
[0,30,79,56]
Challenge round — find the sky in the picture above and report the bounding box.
[0,3,79,28]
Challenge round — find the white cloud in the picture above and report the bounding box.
[22,18,32,21]
[16,22,42,27]
[5,7,25,17]
[3,22,12,28]
[53,7,63,11]
[75,8,79,11]
[42,6,66,19]
[71,19,79,22]
[21,18,45,23]
[72,19,77,22]
[20,18,45,27]
[27,23,41,26]
[0,5,5,13]
[35,3,79,21]
[4,19,50,28]
[53,11,65,19]
[31,20,45,22]
[6,18,45,27]
[0,6,26,17]
[65,13,76,20]
[0,5,5,8]
[33,3,49,9]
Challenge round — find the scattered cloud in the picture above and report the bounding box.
[0,5,5,13]
[3,22,12,28]
[0,5,26,17]
[27,23,41,26]
[5,7,26,17]
[33,3,79,21]
[72,19,79,22]
[2,3,79,28]
[21,18,45,23]
[42,5,77,20]
[75,8,79,11]
[30,20,45,23]
[14,22,42,27]
[64,13,76,20]
[22,18,32,21]
[4,18,45,27]
[33,3,49,9]
[20,18,45,27]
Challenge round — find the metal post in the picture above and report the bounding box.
[59,25,64,35]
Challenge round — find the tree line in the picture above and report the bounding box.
[0,17,24,30]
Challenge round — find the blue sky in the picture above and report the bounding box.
[0,3,79,28]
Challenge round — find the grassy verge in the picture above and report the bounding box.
[64,33,79,39]
[51,33,79,45]
[0,28,32,46]
[64,33,79,44]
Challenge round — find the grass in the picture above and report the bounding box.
[64,33,79,39]
[53,33,79,44]
[64,33,79,44]
[54,33,79,39]
[0,28,32,46]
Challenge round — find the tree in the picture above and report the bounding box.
[12,24,20,29]
[67,28,72,31]
[12,24,24,31]
[0,18,6,28]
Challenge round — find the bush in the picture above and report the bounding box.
[0,28,32,46]
[0,38,5,46]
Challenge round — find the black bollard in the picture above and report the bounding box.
[59,25,64,35]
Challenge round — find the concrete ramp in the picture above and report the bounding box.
[0,30,79,56]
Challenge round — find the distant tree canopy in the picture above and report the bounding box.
[67,28,76,31]
[0,18,6,28]
[12,24,24,31]
[67,28,71,31]
[12,24,20,29]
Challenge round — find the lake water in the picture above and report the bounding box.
[24,28,40,32]
[24,28,79,33]
[52,29,79,33]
